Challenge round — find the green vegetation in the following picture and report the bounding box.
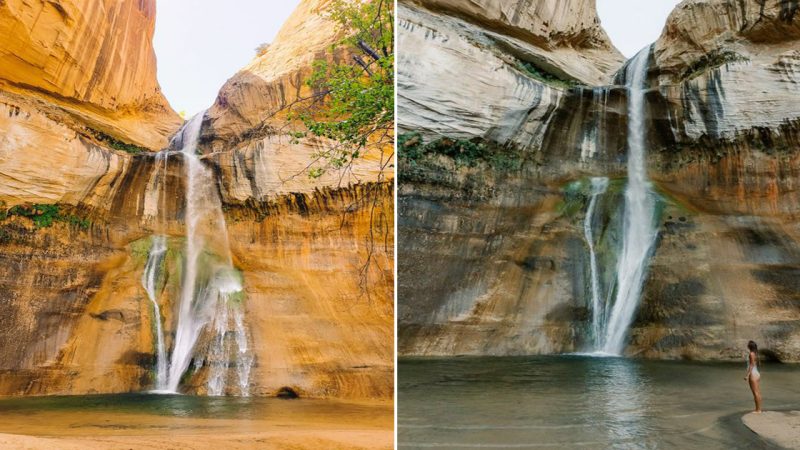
[4,203,91,229]
[290,0,394,179]
[130,237,154,262]
[88,129,148,154]
[517,61,580,89]
[557,178,628,220]
[399,132,524,170]
[681,50,749,81]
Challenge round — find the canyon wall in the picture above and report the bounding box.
[398,0,800,361]
[0,0,393,398]
[0,0,180,150]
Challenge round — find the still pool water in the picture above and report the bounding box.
[0,394,391,437]
[398,356,800,449]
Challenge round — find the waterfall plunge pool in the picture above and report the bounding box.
[398,356,799,449]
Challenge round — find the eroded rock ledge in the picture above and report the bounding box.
[0,0,393,399]
[398,0,800,361]
[0,0,180,149]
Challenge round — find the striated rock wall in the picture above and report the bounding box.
[399,0,800,361]
[0,0,180,149]
[652,0,800,142]
[397,0,624,146]
[0,0,393,399]
[409,0,617,49]
[0,184,393,398]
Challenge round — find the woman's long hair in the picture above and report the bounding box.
[748,340,759,368]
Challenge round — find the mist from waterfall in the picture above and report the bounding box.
[600,46,659,355]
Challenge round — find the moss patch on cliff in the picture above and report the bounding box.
[3,203,90,229]
[680,50,749,81]
[399,132,525,171]
[87,128,149,154]
[130,237,154,263]
[556,178,627,221]
[516,60,581,89]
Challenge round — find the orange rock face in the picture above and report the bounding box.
[202,0,344,153]
[0,0,180,149]
[0,0,394,400]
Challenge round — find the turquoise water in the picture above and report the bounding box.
[399,356,799,449]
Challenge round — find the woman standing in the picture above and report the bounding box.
[744,340,763,413]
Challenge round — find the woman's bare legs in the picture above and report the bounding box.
[748,375,762,413]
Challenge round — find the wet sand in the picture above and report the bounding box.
[0,429,391,449]
[0,395,393,449]
[742,411,800,449]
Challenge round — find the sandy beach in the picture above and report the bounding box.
[742,411,800,449]
[0,396,393,450]
[0,429,392,449]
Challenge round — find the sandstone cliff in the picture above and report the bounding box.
[201,0,343,153]
[398,0,624,146]
[0,0,393,399]
[0,0,180,150]
[398,0,800,361]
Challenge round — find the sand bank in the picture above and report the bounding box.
[742,411,800,448]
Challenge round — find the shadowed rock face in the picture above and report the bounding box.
[0,0,393,398]
[398,0,800,361]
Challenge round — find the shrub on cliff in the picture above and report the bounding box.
[289,0,394,180]
[4,204,90,229]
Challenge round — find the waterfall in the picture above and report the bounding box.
[141,150,172,391]
[583,177,609,347]
[234,308,253,396]
[600,46,659,355]
[206,298,230,396]
[158,111,253,395]
[142,235,168,390]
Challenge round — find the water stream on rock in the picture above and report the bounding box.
[583,177,609,347]
[140,112,253,396]
[142,235,168,390]
[141,150,172,391]
[167,112,253,395]
[599,46,659,355]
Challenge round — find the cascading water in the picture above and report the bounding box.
[206,298,230,396]
[141,111,254,396]
[583,177,609,347]
[234,309,253,396]
[599,46,659,355]
[141,150,173,391]
[142,235,168,390]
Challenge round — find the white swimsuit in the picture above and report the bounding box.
[748,357,760,380]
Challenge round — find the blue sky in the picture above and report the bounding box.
[597,0,682,57]
[154,0,301,116]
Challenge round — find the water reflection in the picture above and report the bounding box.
[399,356,797,449]
[589,357,651,445]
